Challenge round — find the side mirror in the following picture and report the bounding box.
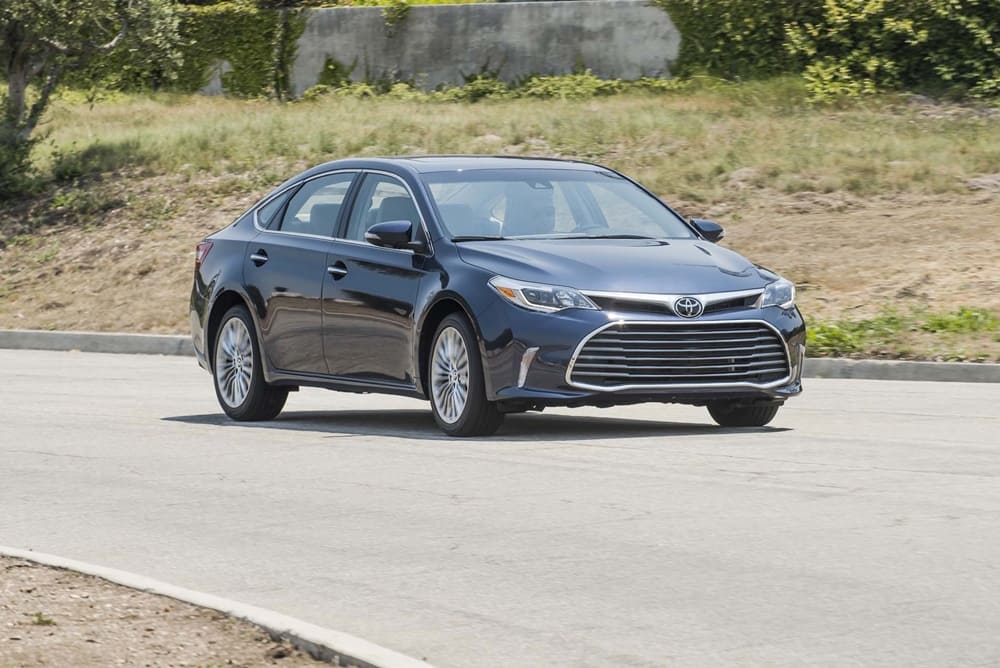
[691,219,725,243]
[365,220,425,252]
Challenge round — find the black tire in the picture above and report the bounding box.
[212,305,288,421]
[428,313,503,437]
[707,401,781,427]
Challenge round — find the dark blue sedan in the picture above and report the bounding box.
[190,156,805,436]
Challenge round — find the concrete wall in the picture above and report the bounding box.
[291,0,680,96]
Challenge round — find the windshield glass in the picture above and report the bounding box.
[422,168,695,240]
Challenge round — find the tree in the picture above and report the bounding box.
[0,0,180,197]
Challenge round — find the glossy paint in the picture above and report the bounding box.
[190,156,806,410]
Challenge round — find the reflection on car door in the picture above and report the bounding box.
[321,173,426,386]
[249,171,356,374]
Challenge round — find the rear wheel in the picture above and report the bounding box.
[213,305,287,421]
[707,401,781,427]
[429,313,503,437]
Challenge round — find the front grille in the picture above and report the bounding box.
[587,293,761,317]
[569,321,789,389]
[702,294,760,315]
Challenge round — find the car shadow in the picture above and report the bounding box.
[162,410,790,442]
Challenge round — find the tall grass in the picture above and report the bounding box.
[39,78,1000,204]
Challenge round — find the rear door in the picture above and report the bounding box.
[321,172,427,386]
[247,171,357,374]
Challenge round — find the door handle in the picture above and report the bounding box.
[250,250,268,266]
[327,261,348,279]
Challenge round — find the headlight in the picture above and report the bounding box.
[489,276,598,313]
[760,278,795,309]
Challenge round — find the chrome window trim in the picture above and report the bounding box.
[564,318,792,392]
[251,169,434,256]
[582,288,764,315]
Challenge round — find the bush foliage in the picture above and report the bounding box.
[78,2,305,97]
[71,0,1000,101]
[301,70,691,102]
[658,0,1000,100]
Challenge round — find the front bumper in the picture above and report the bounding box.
[476,300,805,408]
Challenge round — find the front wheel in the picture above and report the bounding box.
[428,313,503,437]
[707,401,781,427]
[213,305,288,421]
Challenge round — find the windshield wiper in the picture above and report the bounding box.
[558,234,663,240]
[451,235,506,242]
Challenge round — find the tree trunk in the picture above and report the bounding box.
[2,22,29,130]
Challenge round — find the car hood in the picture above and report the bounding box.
[457,238,771,294]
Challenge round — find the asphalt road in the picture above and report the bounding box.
[2,349,999,667]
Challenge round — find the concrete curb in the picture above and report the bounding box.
[0,546,434,668]
[0,329,193,356]
[803,357,1000,383]
[1,328,998,383]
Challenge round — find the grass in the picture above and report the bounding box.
[36,77,999,206]
[808,308,1000,361]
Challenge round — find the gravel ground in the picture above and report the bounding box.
[0,556,333,668]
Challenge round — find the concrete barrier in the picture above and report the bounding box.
[291,0,681,95]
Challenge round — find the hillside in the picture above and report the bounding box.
[1,84,998,360]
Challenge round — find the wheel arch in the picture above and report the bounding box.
[416,294,485,399]
[205,289,256,372]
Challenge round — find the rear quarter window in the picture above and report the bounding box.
[256,189,294,229]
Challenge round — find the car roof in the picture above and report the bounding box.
[301,155,605,178]
[395,155,603,173]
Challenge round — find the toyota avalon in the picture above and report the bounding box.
[190,156,805,436]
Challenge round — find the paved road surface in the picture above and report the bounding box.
[2,349,998,667]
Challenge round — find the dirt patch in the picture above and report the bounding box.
[0,170,997,359]
[0,556,333,668]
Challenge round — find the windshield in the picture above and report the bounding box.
[422,168,695,240]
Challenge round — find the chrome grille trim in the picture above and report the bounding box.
[582,288,764,317]
[566,319,792,392]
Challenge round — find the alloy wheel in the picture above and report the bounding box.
[431,326,470,424]
[216,316,254,408]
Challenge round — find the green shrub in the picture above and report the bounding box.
[444,75,513,102]
[0,131,37,200]
[658,0,1000,100]
[787,0,1000,102]
[806,323,863,356]
[807,307,1000,358]
[519,71,624,99]
[654,0,824,79]
[77,3,305,97]
[921,307,999,334]
[301,71,692,103]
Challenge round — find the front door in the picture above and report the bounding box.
[321,173,426,386]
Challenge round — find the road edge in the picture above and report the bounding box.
[1,328,998,383]
[0,545,434,668]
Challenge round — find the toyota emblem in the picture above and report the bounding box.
[674,296,704,318]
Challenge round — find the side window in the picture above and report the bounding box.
[278,172,355,237]
[256,189,293,229]
[344,174,420,242]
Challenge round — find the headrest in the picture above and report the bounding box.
[378,197,420,225]
[307,203,341,237]
[502,187,555,237]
